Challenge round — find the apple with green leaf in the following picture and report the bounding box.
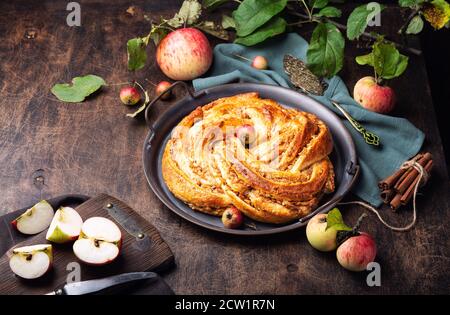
[306,208,351,252]
[354,37,408,114]
[9,244,53,279]
[73,217,122,265]
[46,207,83,244]
[11,200,54,235]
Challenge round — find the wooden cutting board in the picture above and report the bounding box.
[0,194,174,295]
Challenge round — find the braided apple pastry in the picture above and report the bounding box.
[162,93,335,224]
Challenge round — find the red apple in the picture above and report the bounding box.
[222,206,244,229]
[119,86,140,105]
[156,81,172,100]
[251,56,268,70]
[156,28,213,81]
[353,76,396,114]
[336,232,377,271]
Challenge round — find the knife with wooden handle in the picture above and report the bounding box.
[46,272,157,295]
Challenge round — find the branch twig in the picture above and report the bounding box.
[289,11,422,56]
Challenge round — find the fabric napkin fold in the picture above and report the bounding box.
[193,33,424,207]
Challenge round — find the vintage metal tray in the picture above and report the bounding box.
[142,82,359,236]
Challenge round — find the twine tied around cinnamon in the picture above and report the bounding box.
[338,154,431,232]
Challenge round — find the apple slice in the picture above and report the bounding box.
[11,200,54,235]
[9,244,52,279]
[73,217,122,265]
[46,207,83,243]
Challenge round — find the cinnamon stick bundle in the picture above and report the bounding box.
[378,152,433,211]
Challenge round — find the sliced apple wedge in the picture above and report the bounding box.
[73,217,122,265]
[9,244,52,279]
[46,207,83,244]
[11,200,54,235]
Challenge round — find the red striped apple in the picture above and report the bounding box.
[11,200,54,235]
[353,76,396,114]
[9,244,53,279]
[73,217,122,265]
[336,232,377,271]
[156,28,213,81]
[46,207,83,244]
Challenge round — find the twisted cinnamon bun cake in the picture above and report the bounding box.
[162,92,335,224]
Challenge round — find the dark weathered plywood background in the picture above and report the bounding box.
[0,0,448,294]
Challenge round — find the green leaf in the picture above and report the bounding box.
[326,208,352,231]
[202,0,230,10]
[51,75,106,103]
[373,41,408,79]
[222,15,236,29]
[346,2,385,40]
[398,0,425,7]
[406,15,424,34]
[167,0,202,27]
[195,21,229,40]
[232,0,287,37]
[314,6,342,18]
[306,22,345,78]
[234,17,287,46]
[355,53,374,66]
[312,0,329,9]
[149,23,169,46]
[127,37,148,71]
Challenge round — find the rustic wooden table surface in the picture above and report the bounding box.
[0,0,449,294]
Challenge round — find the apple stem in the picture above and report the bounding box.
[233,54,251,62]
[353,213,368,232]
[106,82,132,87]
[133,80,148,95]
[145,78,157,87]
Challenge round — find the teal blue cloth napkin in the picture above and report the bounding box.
[193,33,424,206]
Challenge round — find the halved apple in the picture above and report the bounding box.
[11,200,54,235]
[9,244,53,279]
[73,217,122,265]
[46,207,83,244]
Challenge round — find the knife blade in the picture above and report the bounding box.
[46,272,157,295]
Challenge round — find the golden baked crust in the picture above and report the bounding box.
[162,92,335,224]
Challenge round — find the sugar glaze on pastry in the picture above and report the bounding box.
[162,93,335,224]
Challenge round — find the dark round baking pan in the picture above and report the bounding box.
[142,82,359,236]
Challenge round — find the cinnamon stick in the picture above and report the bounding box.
[395,153,432,194]
[380,189,395,204]
[394,167,413,189]
[400,160,433,205]
[378,168,408,190]
[390,193,403,211]
[379,153,423,190]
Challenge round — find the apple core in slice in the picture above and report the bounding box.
[9,244,52,279]
[73,239,120,265]
[73,217,122,265]
[12,200,54,235]
[46,207,83,244]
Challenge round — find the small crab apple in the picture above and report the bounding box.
[119,86,141,105]
[156,81,172,100]
[306,213,338,252]
[222,206,244,229]
[236,124,256,146]
[336,232,377,272]
[251,56,268,70]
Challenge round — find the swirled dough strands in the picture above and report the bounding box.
[162,93,335,224]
